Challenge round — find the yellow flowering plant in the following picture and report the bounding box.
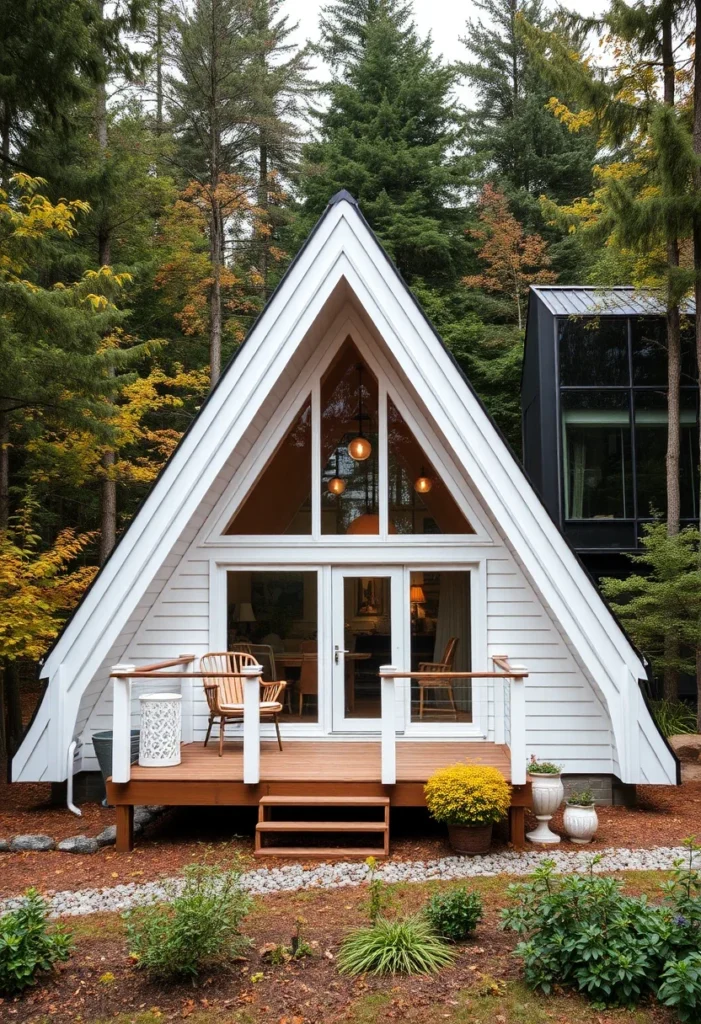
[424,765,511,827]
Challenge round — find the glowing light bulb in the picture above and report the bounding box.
[348,435,372,461]
[414,474,432,494]
[328,476,346,495]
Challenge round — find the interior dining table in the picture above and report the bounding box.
[275,651,372,714]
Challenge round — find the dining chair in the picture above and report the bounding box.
[201,651,286,755]
[417,637,459,720]
[297,653,318,717]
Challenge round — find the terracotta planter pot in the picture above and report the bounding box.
[447,823,493,855]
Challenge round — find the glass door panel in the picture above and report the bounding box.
[331,568,403,731]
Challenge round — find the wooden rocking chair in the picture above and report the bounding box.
[417,637,459,720]
[201,651,286,756]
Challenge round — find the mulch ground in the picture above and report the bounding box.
[1,780,701,900]
[0,876,677,1024]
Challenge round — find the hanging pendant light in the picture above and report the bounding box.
[348,364,372,461]
[414,466,433,494]
[327,448,346,495]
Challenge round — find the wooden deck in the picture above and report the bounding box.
[128,740,512,783]
[107,740,529,852]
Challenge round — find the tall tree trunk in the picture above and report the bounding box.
[96,8,117,562]
[693,0,701,730]
[209,201,223,388]
[258,137,268,298]
[0,400,10,530]
[208,1,222,390]
[0,99,10,190]
[3,659,22,759]
[155,0,164,135]
[663,12,681,700]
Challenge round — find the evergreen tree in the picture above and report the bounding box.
[460,0,598,242]
[299,0,467,289]
[248,0,311,298]
[167,0,260,387]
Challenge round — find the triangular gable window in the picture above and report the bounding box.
[226,398,312,535]
[388,398,473,534]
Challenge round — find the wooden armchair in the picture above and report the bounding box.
[417,637,459,720]
[201,651,286,756]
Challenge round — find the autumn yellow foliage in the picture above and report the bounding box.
[424,764,511,827]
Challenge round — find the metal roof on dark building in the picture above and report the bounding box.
[530,285,696,317]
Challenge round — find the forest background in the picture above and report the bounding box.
[3,0,701,756]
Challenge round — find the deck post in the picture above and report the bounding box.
[509,670,527,786]
[242,663,262,784]
[111,665,135,784]
[180,654,195,744]
[116,804,134,853]
[380,666,396,786]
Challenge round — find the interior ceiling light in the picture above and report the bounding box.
[414,467,433,494]
[348,364,372,461]
[328,447,346,495]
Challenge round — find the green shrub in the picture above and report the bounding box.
[658,954,701,1022]
[566,788,594,806]
[501,840,701,1018]
[425,886,483,942]
[650,699,697,738]
[0,889,72,995]
[124,862,251,980]
[337,915,455,975]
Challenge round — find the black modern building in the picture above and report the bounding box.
[522,286,699,580]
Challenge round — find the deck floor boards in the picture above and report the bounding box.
[128,740,512,784]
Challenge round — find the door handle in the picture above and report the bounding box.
[334,645,349,664]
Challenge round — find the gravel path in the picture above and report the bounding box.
[1,845,696,919]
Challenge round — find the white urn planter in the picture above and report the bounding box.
[563,802,598,844]
[526,772,564,844]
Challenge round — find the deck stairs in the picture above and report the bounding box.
[254,795,390,858]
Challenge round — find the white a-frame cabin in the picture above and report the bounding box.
[13,191,677,854]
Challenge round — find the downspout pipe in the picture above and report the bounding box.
[66,740,81,816]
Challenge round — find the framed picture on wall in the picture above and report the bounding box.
[356,577,383,616]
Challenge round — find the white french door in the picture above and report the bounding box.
[331,567,404,732]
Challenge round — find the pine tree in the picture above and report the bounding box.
[460,0,597,236]
[299,1,467,288]
[167,0,261,387]
[318,0,413,69]
[248,0,311,298]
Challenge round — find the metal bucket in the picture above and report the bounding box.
[91,729,140,806]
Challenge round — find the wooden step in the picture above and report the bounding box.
[255,793,390,858]
[254,846,385,859]
[259,795,389,807]
[256,820,387,832]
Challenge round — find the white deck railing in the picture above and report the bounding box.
[378,657,529,786]
[110,656,265,786]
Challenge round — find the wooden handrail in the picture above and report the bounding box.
[379,669,528,680]
[111,655,196,678]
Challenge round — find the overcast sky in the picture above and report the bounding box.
[288,0,610,104]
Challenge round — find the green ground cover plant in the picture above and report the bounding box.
[501,839,701,1019]
[425,885,483,942]
[124,862,251,981]
[0,888,73,995]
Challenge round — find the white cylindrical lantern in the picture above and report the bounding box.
[138,693,182,767]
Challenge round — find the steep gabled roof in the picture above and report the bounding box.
[13,192,676,786]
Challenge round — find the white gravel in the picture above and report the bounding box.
[1,845,696,919]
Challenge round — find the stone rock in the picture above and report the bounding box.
[146,805,165,814]
[133,807,153,827]
[669,733,701,763]
[10,834,55,852]
[57,836,99,855]
[95,825,117,847]
[0,839,9,852]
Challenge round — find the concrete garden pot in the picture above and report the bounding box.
[563,802,598,844]
[526,771,564,844]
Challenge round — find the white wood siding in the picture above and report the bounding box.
[486,555,614,773]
